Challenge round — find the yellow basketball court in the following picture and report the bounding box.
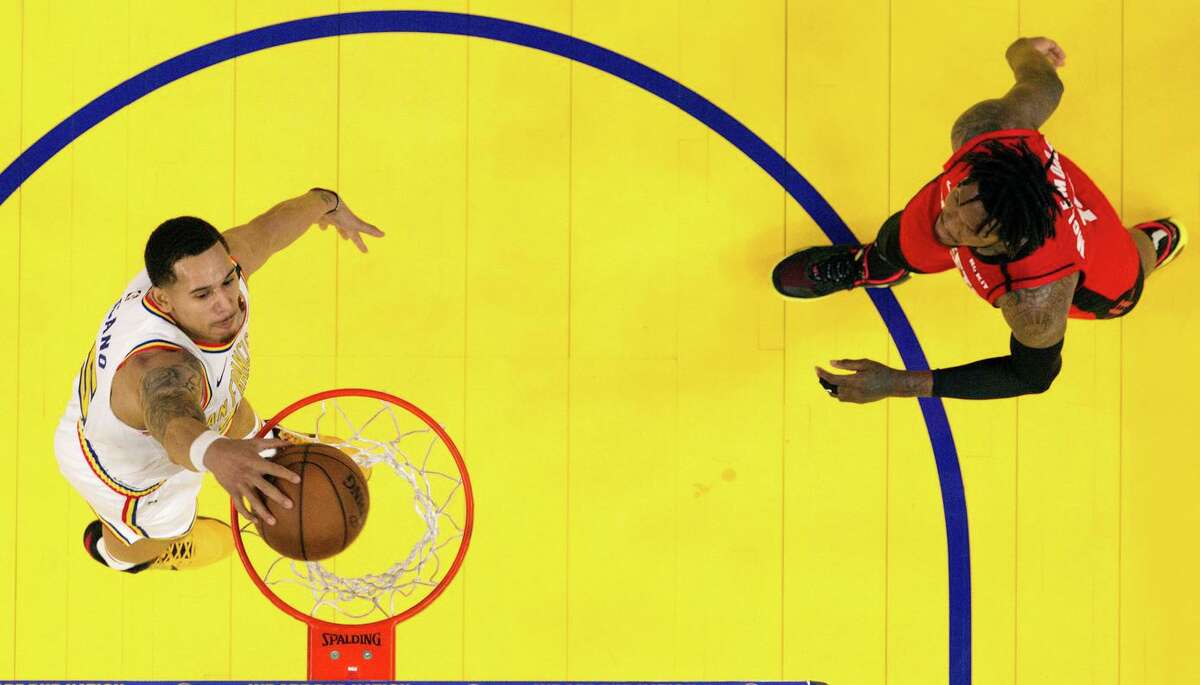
[0,1,1197,683]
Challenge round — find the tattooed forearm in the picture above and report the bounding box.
[140,357,207,440]
[1002,71,1064,131]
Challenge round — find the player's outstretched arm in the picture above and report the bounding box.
[112,349,299,524]
[811,275,1076,403]
[950,37,1066,152]
[223,188,384,276]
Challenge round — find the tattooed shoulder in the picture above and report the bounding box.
[138,352,207,438]
[997,272,1078,348]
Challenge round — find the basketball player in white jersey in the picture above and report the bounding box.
[55,188,383,572]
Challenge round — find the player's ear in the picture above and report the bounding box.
[151,286,174,314]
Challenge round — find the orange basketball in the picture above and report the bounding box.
[257,443,370,561]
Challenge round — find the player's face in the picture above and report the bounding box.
[157,243,245,342]
[934,182,1003,249]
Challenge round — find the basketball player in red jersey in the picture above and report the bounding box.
[773,36,1188,403]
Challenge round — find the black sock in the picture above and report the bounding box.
[864,242,907,277]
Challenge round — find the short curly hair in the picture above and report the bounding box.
[144,216,229,286]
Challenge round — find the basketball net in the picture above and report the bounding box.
[232,389,473,680]
[265,398,466,619]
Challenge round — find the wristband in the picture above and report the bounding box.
[189,430,222,472]
[310,187,340,214]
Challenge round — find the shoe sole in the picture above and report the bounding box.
[1136,218,1189,271]
[1160,218,1189,270]
[771,273,912,302]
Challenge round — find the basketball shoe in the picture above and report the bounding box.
[1132,218,1188,270]
[82,517,231,572]
[143,517,233,571]
[773,242,910,299]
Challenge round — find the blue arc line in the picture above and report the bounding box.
[0,11,971,683]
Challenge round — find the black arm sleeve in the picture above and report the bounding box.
[931,334,1064,399]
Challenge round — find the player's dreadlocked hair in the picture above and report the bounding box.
[960,139,1063,258]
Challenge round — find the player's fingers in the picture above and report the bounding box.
[831,358,870,371]
[232,495,253,522]
[837,385,861,403]
[815,367,850,398]
[362,223,385,237]
[243,489,276,526]
[260,460,302,485]
[253,476,293,510]
[251,438,291,450]
[816,365,857,382]
[1041,40,1065,64]
[351,231,369,253]
[236,493,268,529]
[250,438,289,459]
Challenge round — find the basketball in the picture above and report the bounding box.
[257,442,371,561]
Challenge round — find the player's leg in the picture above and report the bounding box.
[773,212,915,299]
[60,412,255,573]
[1127,219,1188,277]
[79,468,230,572]
[92,522,169,567]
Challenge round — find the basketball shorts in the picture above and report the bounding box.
[54,415,262,544]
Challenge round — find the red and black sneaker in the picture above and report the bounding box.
[82,520,107,566]
[772,242,909,299]
[1133,218,1188,270]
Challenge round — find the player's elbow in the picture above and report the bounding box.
[1008,331,1064,395]
[1005,75,1064,130]
[1022,353,1062,394]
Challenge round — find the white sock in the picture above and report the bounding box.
[96,537,137,571]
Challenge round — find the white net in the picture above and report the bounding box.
[240,395,469,622]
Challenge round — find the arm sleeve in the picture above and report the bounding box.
[931,334,1064,399]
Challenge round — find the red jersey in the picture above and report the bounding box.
[897,129,1142,320]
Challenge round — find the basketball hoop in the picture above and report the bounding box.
[231,388,474,680]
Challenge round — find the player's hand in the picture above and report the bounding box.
[203,437,299,526]
[814,358,899,404]
[1006,36,1066,69]
[317,197,385,253]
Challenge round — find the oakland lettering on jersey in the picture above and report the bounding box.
[321,632,382,647]
[207,334,252,434]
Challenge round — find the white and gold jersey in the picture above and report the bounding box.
[57,268,251,493]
